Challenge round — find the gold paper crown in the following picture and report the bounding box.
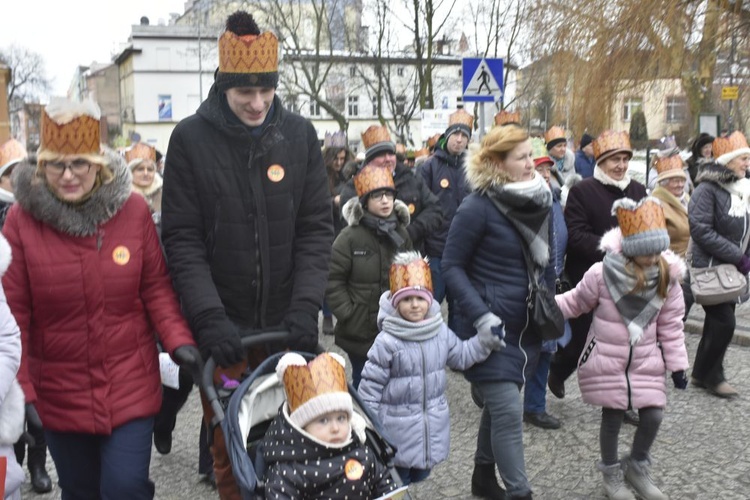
[396,143,407,155]
[427,133,442,149]
[41,109,100,156]
[323,131,347,149]
[124,142,156,164]
[615,199,667,238]
[218,31,279,74]
[592,130,632,161]
[415,147,430,158]
[494,110,521,126]
[448,109,474,129]
[354,163,395,198]
[544,126,566,144]
[361,125,392,150]
[0,138,27,171]
[390,256,433,295]
[654,154,685,179]
[712,131,750,159]
[282,353,348,414]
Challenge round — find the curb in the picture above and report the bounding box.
[684,319,750,347]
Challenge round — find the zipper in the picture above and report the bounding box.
[419,342,430,466]
[96,228,105,252]
[625,345,634,410]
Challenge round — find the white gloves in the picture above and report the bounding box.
[474,312,506,351]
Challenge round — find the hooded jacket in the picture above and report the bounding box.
[2,153,195,434]
[161,86,333,333]
[441,150,554,385]
[358,293,493,469]
[418,145,471,258]
[555,229,689,410]
[261,406,398,499]
[688,163,750,268]
[326,200,411,358]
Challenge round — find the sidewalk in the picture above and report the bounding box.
[684,300,750,347]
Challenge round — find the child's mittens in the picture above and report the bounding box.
[737,255,750,275]
[475,312,506,351]
[671,370,688,390]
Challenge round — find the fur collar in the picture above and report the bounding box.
[695,162,741,186]
[464,143,514,192]
[341,198,410,227]
[12,150,133,236]
[599,227,686,282]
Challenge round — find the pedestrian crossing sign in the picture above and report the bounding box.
[462,58,504,102]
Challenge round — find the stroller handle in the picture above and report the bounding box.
[202,329,291,424]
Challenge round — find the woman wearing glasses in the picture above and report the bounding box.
[1,99,200,499]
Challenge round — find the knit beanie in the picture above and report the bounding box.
[215,11,279,92]
[389,251,434,307]
[276,352,353,429]
[612,197,669,257]
[580,133,594,150]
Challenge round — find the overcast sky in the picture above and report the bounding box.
[0,0,187,99]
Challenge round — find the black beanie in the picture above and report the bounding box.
[580,133,594,150]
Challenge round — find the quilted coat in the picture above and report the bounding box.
[358,293,493,469]
[2,153,196,435]
[555,229,689,410]
[326,199,411,358]
[688,163,750,268]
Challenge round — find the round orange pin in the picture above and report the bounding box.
[344,459,364,481]
[440,178,450,188]
[267,164,285,182]
[112,246,130,266]
[408,203,416,214]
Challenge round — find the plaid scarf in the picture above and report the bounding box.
[602,253,664,345]
[487,174,552,267]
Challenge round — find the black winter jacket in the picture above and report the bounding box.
[689,163,750,268]
[161,86,333,334]
[339,163,442,251]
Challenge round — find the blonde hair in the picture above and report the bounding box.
[36,150,114,185]
[475,124,529,166]
[628,255,670,298]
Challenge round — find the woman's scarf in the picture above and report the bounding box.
[486,173,552,267]
[360,210,406,248]
[381,312,443,342]
[603,252,664,345]
[594,165,632,191]
[720,176,750,218]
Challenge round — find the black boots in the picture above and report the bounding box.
[471,463,507,500]
[29,462,53,493]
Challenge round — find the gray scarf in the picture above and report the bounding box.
[360,210,406,249]
[487,174,552,267]
[381,313,443,342]
[603,252,664,345]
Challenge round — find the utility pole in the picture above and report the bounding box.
[728,28,737,133]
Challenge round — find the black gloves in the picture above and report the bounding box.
[672,370,688,390]
[283,311,319,352]
[26,403,42,430]
[194,309,244,368]
[173,345,204,382]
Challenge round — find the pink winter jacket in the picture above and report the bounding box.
[555,228,689,410]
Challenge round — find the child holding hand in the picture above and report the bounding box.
[555,197,688,500]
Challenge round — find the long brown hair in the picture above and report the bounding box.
[628,255,670,298]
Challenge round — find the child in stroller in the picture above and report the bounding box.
[216,347,407,499]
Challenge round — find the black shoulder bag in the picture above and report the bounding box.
[520,245,565,341]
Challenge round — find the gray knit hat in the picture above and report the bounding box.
[612,197,670,257]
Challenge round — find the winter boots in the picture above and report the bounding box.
[624,456,668,500]
[322,315,334,335]
[597,461,635,500]
[471,462,507,500]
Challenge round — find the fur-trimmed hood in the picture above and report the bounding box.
[464,143,515,192]
[599,227,687,282]
[695,161,742,186]
[341,198,411,227]
[11,149,133,236]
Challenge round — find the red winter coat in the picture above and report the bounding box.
[2,156,196,435]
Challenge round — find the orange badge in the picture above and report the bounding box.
[267,164,285,183]
[440,178,450,188]
[408,203,416,214]
[344,459,364,481]
[112,246,130,266]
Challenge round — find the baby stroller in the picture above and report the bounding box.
[201,330,408,499]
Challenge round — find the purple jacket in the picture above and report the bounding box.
[555,229,689,410]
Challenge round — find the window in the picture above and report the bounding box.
[622,97,642,122]
[666,96,687,123]
[395,95,406,116]
[309,100,320,116]
[349,66,356,77]
[348,95,359,117]
[397,67,404,77]
[284,94,298,113]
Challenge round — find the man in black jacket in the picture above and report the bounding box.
[339,125,442,252]
[161,11,332,498]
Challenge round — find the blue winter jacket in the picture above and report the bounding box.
[574,149,595,178]
[358,293,493,469]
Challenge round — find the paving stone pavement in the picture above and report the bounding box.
[22,305,750,499]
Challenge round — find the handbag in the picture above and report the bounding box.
[520,245,565,341]
[689,264,748,306]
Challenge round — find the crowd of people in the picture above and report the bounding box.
[2,8,750,500]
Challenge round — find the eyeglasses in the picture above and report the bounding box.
[369,190,395,201]
[45,159,92,177]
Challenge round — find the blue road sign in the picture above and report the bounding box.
[462,58,504,103]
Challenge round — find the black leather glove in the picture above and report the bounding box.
[671,370,688,390]
[283,311,319,352]
[194,310,244,368]
[173,345,204,383]
[26,403,42,430]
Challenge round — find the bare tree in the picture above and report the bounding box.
[0,44,51,111]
